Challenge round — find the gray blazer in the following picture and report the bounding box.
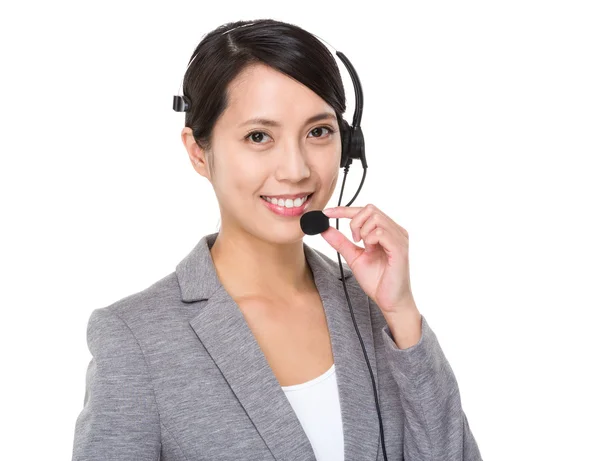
[72,232,483,461]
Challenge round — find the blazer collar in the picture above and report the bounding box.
[176,232,352,302]
[176,232,381,461]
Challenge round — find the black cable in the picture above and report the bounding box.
[334,165,388,461]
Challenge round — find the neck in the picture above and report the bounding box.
[209,228,314,300]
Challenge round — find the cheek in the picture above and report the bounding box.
[218,160,266,201]
[325,160,340,188]
[327,173,339,200]
[330,169,339,191]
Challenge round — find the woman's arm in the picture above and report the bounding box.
[71,308,161,461]
[380,308,483,460]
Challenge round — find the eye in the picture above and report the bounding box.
[308,126,336,139]
[245,131,272,144]
[244,125,337,145]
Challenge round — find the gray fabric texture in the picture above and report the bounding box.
[72,232,483,460]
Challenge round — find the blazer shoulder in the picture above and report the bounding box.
[75,306,162,460]
[89,270,181,332]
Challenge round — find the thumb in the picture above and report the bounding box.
[320,226,362,267]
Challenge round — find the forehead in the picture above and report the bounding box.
[223,63,335,124]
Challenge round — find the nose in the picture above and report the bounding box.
[274,139,311,182]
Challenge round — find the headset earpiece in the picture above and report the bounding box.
[173,95,190,112]
[339,118,366,169]
[340,119,352,168]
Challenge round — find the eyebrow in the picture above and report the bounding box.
[237,112,337,128]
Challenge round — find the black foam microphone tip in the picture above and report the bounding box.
[300,210,331,235]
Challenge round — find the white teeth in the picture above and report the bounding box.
[262,195,310,208]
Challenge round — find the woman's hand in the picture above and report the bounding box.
[320,204,417,316]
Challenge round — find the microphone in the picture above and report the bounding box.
[300,210,330,235]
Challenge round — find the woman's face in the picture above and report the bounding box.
[183,62,341,245]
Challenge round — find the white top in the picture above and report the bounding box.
[281,364,344,461]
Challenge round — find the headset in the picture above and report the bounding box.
[173,23,388,461]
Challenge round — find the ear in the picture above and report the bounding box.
[181,127,212,181]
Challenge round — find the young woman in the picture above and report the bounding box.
[71,18,482,461]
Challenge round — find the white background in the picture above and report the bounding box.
[1,1,598,459]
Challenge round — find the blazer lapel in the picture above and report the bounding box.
[176,232,381,461]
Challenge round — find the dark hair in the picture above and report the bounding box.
[182,19,347,176]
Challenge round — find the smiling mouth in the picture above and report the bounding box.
[260,193,314,207]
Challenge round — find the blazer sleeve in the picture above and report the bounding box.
[380,312,483,461]
[72,308,161,461]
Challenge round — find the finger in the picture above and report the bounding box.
[322,206,363,219]
[358,212,386,243]
[363,226,394,256]
[339,204,385,244]
[349,206,376,243]
[323,205,373,242]
[320,225,363,267]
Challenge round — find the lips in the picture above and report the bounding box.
[261,193,313,217]
[261,193,313,205]
[260,192,314,201]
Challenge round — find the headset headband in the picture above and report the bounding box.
[173,24,363,128]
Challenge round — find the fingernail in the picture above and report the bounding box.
[322,208,333,215]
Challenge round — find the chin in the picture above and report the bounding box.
[255,227,305,245]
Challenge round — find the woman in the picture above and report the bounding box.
[71,19,483,461]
